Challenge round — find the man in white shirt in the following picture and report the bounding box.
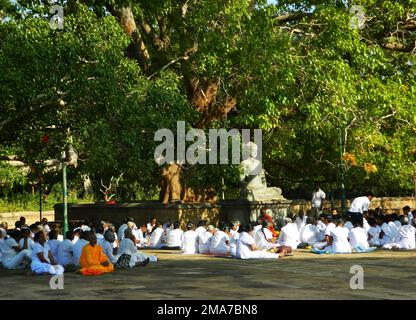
[278,217,300,251]
[1,229,31,269]
[348,192,374,225]
[165,222,183,249]
[311,184,326,217]
[150,223,165,248]
[182,222,198,254]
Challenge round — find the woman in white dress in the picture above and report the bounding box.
[229,221,240,257]
[254,221,278,251]
[209,223,230,256]
[182,222,198,254]
[197,225,215,254]
[31,231,64,275]
[118,229,154,267]
[236,224,285,259]
[101,229,120,264]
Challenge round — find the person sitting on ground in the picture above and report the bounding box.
[229,221,240,257]
[31,231,64,275]
[0,222,8,232]
[236,224,286,259]
[316,213,327,242]
[0,228,7,264]
[209,222,230,256]
[72,227,82,244]
[195,220,207,238]
[96,225,105,246]
[107,223,118,248]
[101,229,119,264]
[147,217,157,234]
[198,225,215,254]
[19,227,35,252]
[57,230,75,268]
[41,218,51,234]
[259,208,278,238]
[295,211,307,232]
[72,230,89,266]
[149,222,165,249]
[1,229,31,269]
[391,213,402,230]
[255,220,278,251]
[329,218,351,254]
[164,221,183,250]
[117,217,134,241]
[14,220,22,231]
[367,218,382,247]
[402,206,413,225]
[277,216,301,251]
[299,217,319,247]
[47,229,62,260]
[251,218,263,238]
[313,214,336,249]
[79,231,114,276]
[117,229,151,267]
[182,222,198,254]
[380,214,399,246]
[343,215,354,231]
[135,224,149,248]
[383,217,416,250]
[348,220,370,251]
[20,216,28,229]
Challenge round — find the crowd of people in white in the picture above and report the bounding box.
[0,192,415,274]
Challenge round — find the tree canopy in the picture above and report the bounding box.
[1,0,416,201]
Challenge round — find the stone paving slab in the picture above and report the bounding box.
[1,249,416,300]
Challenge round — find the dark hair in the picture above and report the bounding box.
[20,216,26,221]
[10,229,22,240]
[15,221,22,228]
[49,229,59,240]
[186,222,194,230]
[261,220,269,228]
[368,218,377,227]
[403,206,411,213]
[124,217,135,223]
[325,214,333,223]
[104,229,115,243]
[96,226,104,234]
[307,217,316,225]
[80,230,89,240]
[65,230,74,240]
[335,217,344,226]
[29,224,37,230]
[240,224,253,233]
[124,228,133,239]
[173,222,180,229]
[390,213,399,221]
[352,219,363,228]
[197,220,207,227]
[366,191,374,198]
[34,230,44,242]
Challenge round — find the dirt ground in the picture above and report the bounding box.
[1,248,416,300]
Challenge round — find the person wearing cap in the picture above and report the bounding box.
[182,222,198,254]
[197,225,215,254]
[31,230,64,275]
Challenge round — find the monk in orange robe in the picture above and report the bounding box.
[80,232,114,276]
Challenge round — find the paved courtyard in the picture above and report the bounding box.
[1,249,416,300]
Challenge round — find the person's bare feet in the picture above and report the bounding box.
[278,248,287,258]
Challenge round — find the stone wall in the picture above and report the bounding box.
[0,211,54,227]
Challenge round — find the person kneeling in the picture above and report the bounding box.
[31,231,64,275]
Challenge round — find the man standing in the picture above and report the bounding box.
[347,192,375,224]
[311,184,326,218]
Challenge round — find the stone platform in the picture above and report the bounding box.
[1,249,416,300]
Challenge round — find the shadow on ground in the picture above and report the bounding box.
[1,249,416,300]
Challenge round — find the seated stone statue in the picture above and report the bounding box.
[240,142,284,201]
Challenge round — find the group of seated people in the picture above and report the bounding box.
[0,217,157,276]
[1,204,415,274]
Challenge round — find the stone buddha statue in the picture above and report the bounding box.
[240,142,284,201]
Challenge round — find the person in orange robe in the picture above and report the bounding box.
[260,208,279,238]
[80,232,114,276]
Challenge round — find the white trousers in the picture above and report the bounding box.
[31,262,65,275]
[2,249,31,269]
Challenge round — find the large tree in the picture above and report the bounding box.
[1,0,416,202]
